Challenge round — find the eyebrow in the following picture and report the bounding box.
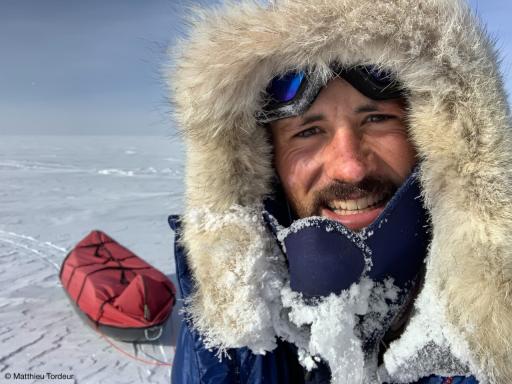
[296,102,384,128]
[299,113,326,127]
[354,102,380,113]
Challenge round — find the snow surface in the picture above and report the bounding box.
[0,135,184,383]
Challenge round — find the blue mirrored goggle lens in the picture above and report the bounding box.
[267,72,305,103]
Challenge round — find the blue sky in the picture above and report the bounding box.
[0,0,510,135]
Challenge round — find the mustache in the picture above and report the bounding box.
[312,177,396,211]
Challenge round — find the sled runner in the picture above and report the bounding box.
[60,230,176,342]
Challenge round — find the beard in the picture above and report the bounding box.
[288,176,398,219]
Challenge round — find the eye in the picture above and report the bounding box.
[364,114,394,123]
[294,126,322,138]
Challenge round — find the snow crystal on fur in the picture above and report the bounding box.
[182,205,288,354]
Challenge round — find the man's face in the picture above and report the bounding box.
[270,78,416,231]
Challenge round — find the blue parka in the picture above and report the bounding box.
[169,216,478,384]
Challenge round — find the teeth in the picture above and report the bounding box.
[329,192,386,213]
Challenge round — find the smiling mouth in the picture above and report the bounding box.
[326,191,391,216]
[319,188,394,230]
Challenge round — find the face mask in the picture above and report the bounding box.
[263,168,431,353]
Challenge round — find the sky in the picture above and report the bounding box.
[0,0,511,135]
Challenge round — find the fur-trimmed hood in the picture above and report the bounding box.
[168,0,512,382]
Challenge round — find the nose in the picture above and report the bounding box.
[322,127,368,183]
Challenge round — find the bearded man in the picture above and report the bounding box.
[167,0,512,383]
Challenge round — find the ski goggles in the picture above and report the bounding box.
[256,65,403,124]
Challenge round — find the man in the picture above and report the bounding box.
[168,0,512,383]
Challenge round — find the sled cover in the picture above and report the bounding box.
[60,230,175,331]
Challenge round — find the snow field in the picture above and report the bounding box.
[0,136,184,383]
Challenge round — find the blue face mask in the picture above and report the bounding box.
[263,168,431,352]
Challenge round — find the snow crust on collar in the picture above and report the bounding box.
[182,205,478,383]
[170,0,512,382]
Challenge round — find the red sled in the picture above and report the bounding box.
[60,230,176,342]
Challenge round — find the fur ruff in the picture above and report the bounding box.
[169,0,512,382]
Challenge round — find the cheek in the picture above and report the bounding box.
[274,146,319,199]
[371,134,417,182]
